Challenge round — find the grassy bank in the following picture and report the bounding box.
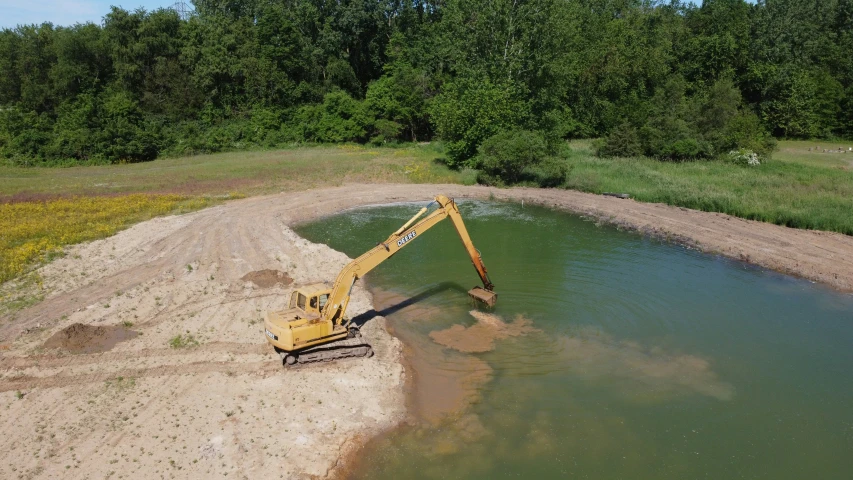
[564,140,853,235]
[0,144,459,293]
[2,140,852,292]
[0,144,461,200]
[0,195,213,284]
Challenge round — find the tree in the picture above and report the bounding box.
[430,75,529,167]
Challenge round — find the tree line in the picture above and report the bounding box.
[0,0,851,169]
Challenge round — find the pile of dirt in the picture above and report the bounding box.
[240,269,293,288]
[429,311,540,353]
[43,323,138,354]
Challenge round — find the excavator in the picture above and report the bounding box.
[263,194,497,366]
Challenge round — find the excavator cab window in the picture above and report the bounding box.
[288,292,297,308]
[309,296,318,309]
[296,293,307,310]
[318,294,328,309]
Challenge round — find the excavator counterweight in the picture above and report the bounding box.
[263,194,496,366]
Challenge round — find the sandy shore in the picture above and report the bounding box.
[2,183,852,479]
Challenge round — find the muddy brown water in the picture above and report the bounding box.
[296,201,853,479]
[43,323,138,354]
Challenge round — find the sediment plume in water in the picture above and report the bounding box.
[559,328,735,401]
[429,311,541,353]
[370,289,495,423]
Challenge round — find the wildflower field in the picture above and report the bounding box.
[0,194,211,283]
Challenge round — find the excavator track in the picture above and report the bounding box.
[278,331,373,367]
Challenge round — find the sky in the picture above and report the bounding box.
[0,0,184,29]
[1,0,723,30]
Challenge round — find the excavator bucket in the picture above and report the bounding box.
[468,287,497,307]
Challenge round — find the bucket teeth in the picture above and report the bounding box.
[468,286,497,306]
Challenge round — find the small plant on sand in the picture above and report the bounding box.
[104,376,136,393]
[15,390,24,400]
[121,321,134,328]
[225,410,235,417]
[168,334,199,349]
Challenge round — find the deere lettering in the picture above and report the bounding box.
[397,230,417,247]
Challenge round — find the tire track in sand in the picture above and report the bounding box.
[0,358,280,392]
[0,341,267,369]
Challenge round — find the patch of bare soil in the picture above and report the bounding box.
[240,269,293,288]
[429,311,539,353]
[1,183,852,480]
[43,323,138,354]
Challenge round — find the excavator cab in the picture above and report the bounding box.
[288,287,330,317]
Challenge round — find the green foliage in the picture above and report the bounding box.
[365,57,430,142]
[168,333,199,349]
[597,123,643,158]
[284,90,371,143]
[476,130,548,183]
[599,77,776,161]
[475,129,567,187]
[430,77,529,168]
[0,0,852,166]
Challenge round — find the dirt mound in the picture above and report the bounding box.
[429,311,539,353]
[43,323,138,354]
[241,269,293,288]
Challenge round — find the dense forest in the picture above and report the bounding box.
[0,0,851,172]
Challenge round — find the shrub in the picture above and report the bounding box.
[474,129,567,187]
[723,111,776,157]
[597,76,775,161]
[597,123,642,157]
[283,90,371,143]
[727,148,760,166]
[430,76,528,168]
[477,130,548,183]
[525,157,570,188]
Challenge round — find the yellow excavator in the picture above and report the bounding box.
[263,194,496,366]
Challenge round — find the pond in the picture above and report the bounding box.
[295,200,853,480]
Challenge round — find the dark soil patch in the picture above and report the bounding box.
[43,323,139,354]
[241,269,293,288]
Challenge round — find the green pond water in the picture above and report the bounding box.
[295,201,853,480]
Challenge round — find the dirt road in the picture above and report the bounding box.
[1,184,852,480]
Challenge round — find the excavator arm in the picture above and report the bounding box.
[322,194,496,328]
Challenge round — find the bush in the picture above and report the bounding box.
[597,76,775,161]
[525,157,570,187]
[727,148,761,166]
[283,90,371,143]
[724,111,776,157]
[477,130,548,183]
[474,129,567,187]
[597,123,642,157]
[430,76,529,168]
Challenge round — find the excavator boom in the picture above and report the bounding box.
[263,194,496,366]
[322,194,496,326]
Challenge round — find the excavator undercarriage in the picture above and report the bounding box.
[275,328,373,367]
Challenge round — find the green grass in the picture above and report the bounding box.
[564,140,853,235]
[775,140,853,169]
[168,333,199,349]
[2,139,851,292]
[0,143,462,200]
